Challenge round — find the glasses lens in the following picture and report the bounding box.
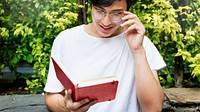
[110,12,124,23]
[93,9,104,20]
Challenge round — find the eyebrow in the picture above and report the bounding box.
[95,6,124,12]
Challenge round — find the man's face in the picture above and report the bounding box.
[91,0,127,38]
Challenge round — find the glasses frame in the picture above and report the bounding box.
[92,6,124,24]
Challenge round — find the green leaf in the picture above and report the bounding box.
[22,48,29,54]
[35,3,39,8]
[27,54,33,63]
[167,74,173,83]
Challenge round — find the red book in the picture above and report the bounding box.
[51,57,118,103]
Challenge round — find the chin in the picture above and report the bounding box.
[98,31,113,38]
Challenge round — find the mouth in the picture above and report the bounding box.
[99,25,113,33]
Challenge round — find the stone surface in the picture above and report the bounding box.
[173,107,200,112]
[164,88,200,105]
[0,94,49,112]
[1,88,200,112]
[163,88,200,112]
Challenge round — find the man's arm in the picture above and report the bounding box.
[133,48,164,112]
[45,90,97,112]
[45,92,67,112]
[121,11,164,111]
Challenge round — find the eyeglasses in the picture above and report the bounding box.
[92,7,124,24]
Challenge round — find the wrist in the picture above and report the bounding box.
[131,46,145,57]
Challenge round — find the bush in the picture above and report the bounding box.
[130,0,200,87]
[0,0,80,93]
[1,0,199,93]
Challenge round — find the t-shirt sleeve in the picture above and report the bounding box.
[44,33,65,93]
[143,36,166,70]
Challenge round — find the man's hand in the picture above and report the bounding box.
[60,89,97,112]
[120,11,145,51]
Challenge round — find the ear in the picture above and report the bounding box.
[91,4,95,9]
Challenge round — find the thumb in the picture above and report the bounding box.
[65,89,73,102]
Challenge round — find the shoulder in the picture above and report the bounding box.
[142,36,166,70]
[53,25,84,43]
[58,25,83,39]
[50,25,84,57]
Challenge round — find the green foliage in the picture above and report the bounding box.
[85,2,92,23]
[159,74,174,88]
[129,0,200,86]
[174,0,200,78]
[1,0,80,93]
[0,4,6,70]
[1,0,199,93]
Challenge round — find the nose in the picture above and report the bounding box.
[101,14,112,26]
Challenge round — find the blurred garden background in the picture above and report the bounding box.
[0,0,199,94]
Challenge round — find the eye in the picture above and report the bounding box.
[96,9,105,15]
[111,11,123,17]
[96,9,104,13]
[94,7,105,14]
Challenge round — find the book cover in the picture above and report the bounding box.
[51,57,118,103]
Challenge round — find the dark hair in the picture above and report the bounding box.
[89,0,136,10]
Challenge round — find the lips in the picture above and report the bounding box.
[100,25,113,33]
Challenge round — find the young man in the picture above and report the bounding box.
[44,0,166,111]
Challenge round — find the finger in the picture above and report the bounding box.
[123,25,129,31]
[122,11,137,20]
[124,24,137,34]
[64,89,74,111]
[65,89,72,101]
[123,11,136,16]
[70,98,90,109]
[77,100,98,112]
[120,19,136,27]
[125,24,145,35]
[122,15,137,21]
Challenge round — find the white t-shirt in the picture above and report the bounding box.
[44,25,166,112]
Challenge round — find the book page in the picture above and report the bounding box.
[77,76,117,87]
[51,57,78,85]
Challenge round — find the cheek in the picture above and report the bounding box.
[92,16,100,24]
[92,18,101,29]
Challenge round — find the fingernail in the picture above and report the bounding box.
[93,100,98,104]
[85,99,89,103]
